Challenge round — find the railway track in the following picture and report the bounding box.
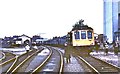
[8,49,37,73]
[0,51,5,62]
[77,54,120,74]
[31,46,64,74]
[0,46,66,74]
[0,48,41,74]
[69,47,120,73]
[0,46,63,73]
[10,49,42,74]
[0,51,16,64]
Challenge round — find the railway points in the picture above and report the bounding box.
[0,51,16,64]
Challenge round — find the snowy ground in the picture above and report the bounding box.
[90,51,120,68]
[0,47,26,55]
[0,46,39,56]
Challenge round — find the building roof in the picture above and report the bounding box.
[72,25,93,31]
[21,34,31,38]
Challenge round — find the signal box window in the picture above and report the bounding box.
[87,31,92,39]
[74,31,80,39]
[81,31,86,39]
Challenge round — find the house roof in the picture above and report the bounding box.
[21,34,31,38]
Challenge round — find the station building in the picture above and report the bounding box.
[103,0,119,43]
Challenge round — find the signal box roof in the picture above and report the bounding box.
[71,25,93,31]
[71,19,93,31]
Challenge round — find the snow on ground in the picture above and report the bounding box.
[38,47,50,56]
[0,47,26,55]
[90,51,120,67]
[33,46,38,49]
[1,48,26,52]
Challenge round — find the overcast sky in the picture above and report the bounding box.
[0,0,103,39]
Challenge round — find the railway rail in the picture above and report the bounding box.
[31,46,64,74]
[0,51,16,64]
[2,45,115,73]
[0,49,39,74]
[78,54,120,74]
[0,46,63,74]
[0,51,5,62]
[10,49,42,73]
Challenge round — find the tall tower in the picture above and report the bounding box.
[118,1,120,29]
[103,0,118,43]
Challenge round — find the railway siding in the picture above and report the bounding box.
[0,51,16,64]
[78,56,100,74]
[90,55,120,70]
[80,55,120,73]
[6,49,37,73]
[11,49,41,73]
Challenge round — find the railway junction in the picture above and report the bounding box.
[0,45,120,74]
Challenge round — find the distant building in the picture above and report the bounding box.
[12,35,22,45]
[45,35,67,45]
[32,35,41,45]
[2,36,14,47]
[19,34,31,45]
[103,0,118,43]
[31,35,48,45]
[2,34,31,48]
[11,34,31,45]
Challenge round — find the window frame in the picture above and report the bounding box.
[87,31,93,39]
[74,31,80,40]
[81,31,86,39]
